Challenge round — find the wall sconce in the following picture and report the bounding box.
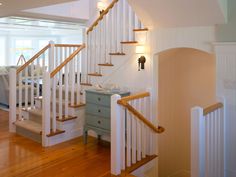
[136,45,146,71]
[97,1,106,14]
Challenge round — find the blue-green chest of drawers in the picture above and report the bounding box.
[84,89,130,143]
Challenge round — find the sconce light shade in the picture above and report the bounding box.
[97,1,106,11]
[136,45,145,54]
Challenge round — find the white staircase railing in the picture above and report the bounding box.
[9,41,86,147]
[111,92,164,175]
[191,98,225,177]
[9,43,50,132]
[82,0,145,85]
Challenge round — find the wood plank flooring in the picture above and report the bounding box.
[0,110,111,177]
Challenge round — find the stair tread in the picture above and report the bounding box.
[80,82,92,86]
[15,120,42,134]
[123,155,157,174]
[121,41,138,44]
[109,52,126,56]
[56,115,77,122]
[88,73,103,77]
[98,63,114,66]
[133,28,148,32]
[46,129,65,137]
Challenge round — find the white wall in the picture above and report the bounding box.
[157,48,216,177]
[215,43,236,177]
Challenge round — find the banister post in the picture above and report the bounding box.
[42,71,51,147]
[111,94,122,175]
[9,68,16,132]
[191,107,205,177]
[49,41,55,72]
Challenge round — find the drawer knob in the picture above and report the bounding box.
[98,109,101,113]
[98,120,101,124]
[98,97,101,101]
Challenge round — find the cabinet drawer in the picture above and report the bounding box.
[86,114,110,130]
[86,92,110,107]
[86,103,110,118]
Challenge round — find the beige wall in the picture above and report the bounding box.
[157,48,216,177]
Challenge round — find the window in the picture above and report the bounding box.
[15,40,33,65]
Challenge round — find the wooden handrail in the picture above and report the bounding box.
[55,44,82,47]
[87,0,119,34]
[50,44,85,78]
[16,44,50,74]
[203,102,223,116]
[118,92,150,103]
[118,99,165,134]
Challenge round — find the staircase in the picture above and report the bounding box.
[8,0,165,176]
[80,0,148,87]
[9,43,86,146]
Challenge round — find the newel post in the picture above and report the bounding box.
[111,94,122,175]
[9,68,16,132]
[191,107,205,177]
[42,71,51,147]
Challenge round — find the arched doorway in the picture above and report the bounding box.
[155,48,216,177]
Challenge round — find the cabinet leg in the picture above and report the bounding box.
[83,130,88,144]
[98,135,101,141]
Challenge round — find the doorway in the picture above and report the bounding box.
[156,48,216,177]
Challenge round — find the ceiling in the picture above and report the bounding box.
[0,0,75,17]
[128,0,227,28]
[0,0,89,23]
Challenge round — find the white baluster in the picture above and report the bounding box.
[24,67,28,109]
[117,0,121,52]
[121,107,126,170]
[110,8,115,53]
[113,3,117,52]
[123,0,128,41]
[134,14,139,29]
[64,50,69,117]
[30,61,34,108]
[131,100,137,164]
[141,98,146,158]
[94,28,98,73]
[137,99,142,161]
[36,59,40,98]
[87,33,91,81]
[52,74,57,132]
[58,47,63,120]
[127,109,132,167]
[103,15,107,63]
[9,68,16,132]
[18,71,22,119]
[128,5,133,41]
[77,52,81,104]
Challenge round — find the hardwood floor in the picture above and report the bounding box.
[0,110,111,177]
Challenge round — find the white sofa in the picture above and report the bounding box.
[0,66,35,107]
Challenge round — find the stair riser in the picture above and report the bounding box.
[16,126,41,143]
